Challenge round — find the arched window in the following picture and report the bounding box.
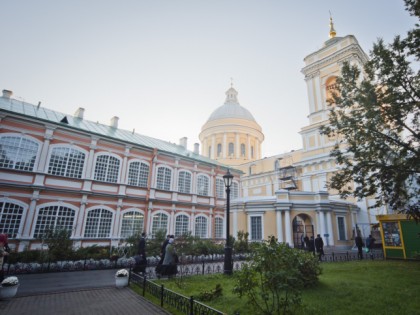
[127,161,149,187]
[214,217,224,239]
[175,214,189,237]
[94,154,120,183]
[241,144,246,157]
[151,212,168,237]
[197,174,210,196]
[120,210,144,238]
[48,146,86,178]
[0,201,24,238]
[178,170,192,194]
[217,144,222,157]
[0,135,39,171]
[228,143,234,156]
[34,204,76,238]
[156,166,172,191]
[195,216,208,238]
[84,208,113,238]
[274,159,280,171]
[232,181,239,199]
[216,178,225,198]
[325,76,338,105]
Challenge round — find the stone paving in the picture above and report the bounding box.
[0,269,171,315]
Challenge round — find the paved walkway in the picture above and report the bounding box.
[0,269,171,315]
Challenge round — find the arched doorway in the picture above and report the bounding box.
[292,214,313,249]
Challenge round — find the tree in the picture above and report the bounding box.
[42,227,73,261]
[233,237,321,315]
[321,0,420,221]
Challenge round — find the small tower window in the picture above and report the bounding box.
[228,143,234,156]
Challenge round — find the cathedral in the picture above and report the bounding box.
[0,20,385,251]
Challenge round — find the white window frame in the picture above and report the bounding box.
[151,211,169,237]
[196,174,210,196]
[83,206,114,238]
[0,198,27,239]
[156,165,172,191]
[336,216,347,241]
[93,152,122,183]
[0,133,41,171]
[174,213,190,237]
[216,177,225,199]
[127,159,150,187]
[120,209,145,238]
[248,214,264,241]
[178,170,192,194]
[46,144,87,179]
[214,216,224,239]
[194,215,208,238]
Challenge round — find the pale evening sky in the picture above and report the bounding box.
[0,1,416,157]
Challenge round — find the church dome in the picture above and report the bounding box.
[206,87,256,122]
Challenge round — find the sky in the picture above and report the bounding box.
[0,1,417,157]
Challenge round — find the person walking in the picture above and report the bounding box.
[0,233,10,282]
[366,234,376,260]
[355,234,364,260]
[315,234,324,261]
[155,234,170,276]
[309,236,315,255]
[162,235,178,278]
[135,232,147,274]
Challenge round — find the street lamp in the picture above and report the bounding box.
[223,169,234,275]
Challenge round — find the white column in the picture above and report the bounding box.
[85,137,98,180]
[276,210,283,242]
[319,211,326,240]
[284,210,292,246]
[223,133,227,158]
[255,141,260,160]
[21,191,40,238]
[170,206,175,235]
[208,210,213,238]
[235,133,240,158]
[326,211,334,246]
[120,146,131,184]
[146,206,152,235]
[232,208,238,240]
[37,127,54,172]
[247,135,251,160]
[211,135,216,159]
[190,209,196,236]
[112,199,123,239]
[74,195,88,237]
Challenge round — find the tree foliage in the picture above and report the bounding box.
[321,0,420,220]
[233,237,321,315]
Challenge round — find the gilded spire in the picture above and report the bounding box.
[329,12,336,38]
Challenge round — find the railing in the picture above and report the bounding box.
[130,271,224,315]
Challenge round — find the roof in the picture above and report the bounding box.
[206,87,256,123]
[0,95,225,167]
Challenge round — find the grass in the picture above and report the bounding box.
[146,260,420,315]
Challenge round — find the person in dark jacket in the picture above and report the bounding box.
[366,234,376,259]
[315,234,324,261]
[155,235,170,275]
[355,235,364,260]
[308,236,315,255]
[134,232,147,274]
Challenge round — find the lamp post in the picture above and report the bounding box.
[223,169,234,275]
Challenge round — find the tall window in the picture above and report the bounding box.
[178,170,192,194]
[195,216,207,238]
[208,146,211,158]
[228,143,234,156]
[0,201,24,238]
[156,166,172,191]
[232,182,239,199]
[337,217,346,240]
[151,213,168,237]
[241,144,246,157]
[216,178,225,198]
[250,216,262,240]
[120,211,144,238]
[197,174,209,196]
[175,214,189,237]
[48,146,86,178]
[0,135,39,171]
[94,154,120,183]
[84,208,113,238]
[34,205,76,238]
[217,144,222,157]
[251,146,254,158]
[214,217,223,238]
[127,161,149,187]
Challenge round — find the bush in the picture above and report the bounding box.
[233,236,321,315]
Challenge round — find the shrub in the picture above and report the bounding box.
[233,236,321,315]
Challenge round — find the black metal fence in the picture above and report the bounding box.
[130,271,224,315]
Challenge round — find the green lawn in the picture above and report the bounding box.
[151,260,420,315]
